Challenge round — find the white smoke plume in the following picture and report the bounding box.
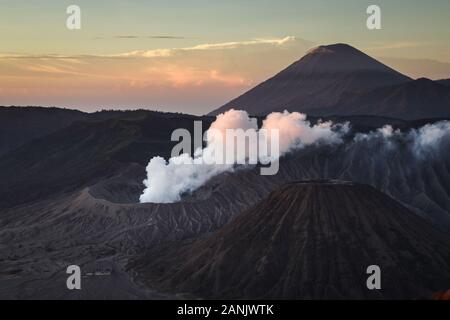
[262,111,349,154]
[139,109,349,203]
[353,121,450,156]
[139,110,256,203]
[411,121,450,156]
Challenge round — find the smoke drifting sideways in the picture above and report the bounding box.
[354,121,450,158]
[139,109,349,203]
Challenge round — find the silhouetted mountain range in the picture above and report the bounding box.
[0,109,210,208]
[211,44,450,120]
[0,107,152,157]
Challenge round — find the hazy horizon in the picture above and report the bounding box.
[1,0,450,114]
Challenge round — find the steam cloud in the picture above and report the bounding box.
[139,110,257,203]
[354,121,450,157]
[262,111,349,153]
[139,109,349,203]
[140,109,450,204]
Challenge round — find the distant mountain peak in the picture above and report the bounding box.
[307,43,360,54]
[413,77,435,85]
[323,43,355,50]
[416,77,433,82]
[209,43,411,116]
[296,43,402,74]
[305,45,334,55]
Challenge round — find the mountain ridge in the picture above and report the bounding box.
[209,43,450,119]
[210,43,411,116]
[327,77,450,120]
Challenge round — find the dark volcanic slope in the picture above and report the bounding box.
[135,181,450,299]
[0,180,242,299]
[437,78,450,86]
[0,111,212,209]
[0,106,146,157]
[0,107,85,156]
[330,78,450,120]
[210,43,410,116]
[1,108,449,299]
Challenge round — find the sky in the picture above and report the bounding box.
[0,0,450,114]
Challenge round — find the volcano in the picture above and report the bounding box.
[1,107,449,299]
[134,181,450,299]
[210,44,411,116]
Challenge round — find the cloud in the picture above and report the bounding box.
[261,111,349,154]
[0,36,303,59]
[144,65,251,87]
[0,36,314,113]
[140,109,257,203]
[139,117,450,204]
[412,121,450,156]
[146,36,187,39]
[22,64,79,75]
[139,109,349,203]
[111,36,299,58]
[183,36,296,51]
[354,121,450,158]
[114,35,140,39]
